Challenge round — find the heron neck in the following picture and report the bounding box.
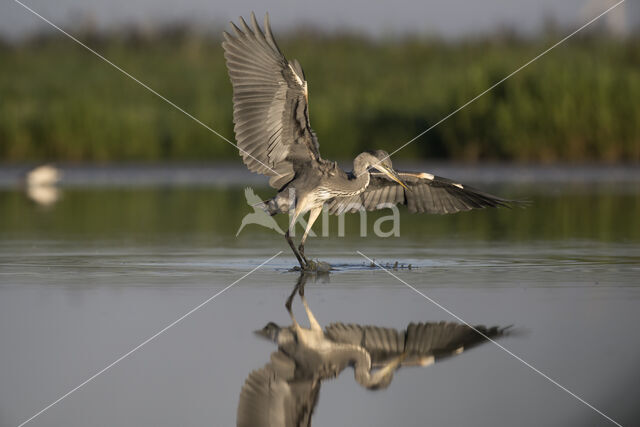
[352,348,379,387]
[347,162,371,193]
[348,173,370,194]
[351,346,399,389]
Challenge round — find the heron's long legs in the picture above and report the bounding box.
[285,274,308,333]
[285,275,301,314]
[299,284,322,332]
[285,230,306,268]
[298,207,322,263]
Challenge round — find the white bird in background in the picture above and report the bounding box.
[25,164,62,207]
[26,164,61,187]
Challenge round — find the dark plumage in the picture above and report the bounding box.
[328,171,514,215]
[223,13,520,269]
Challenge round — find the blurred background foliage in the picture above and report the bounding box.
[1,27,639,163]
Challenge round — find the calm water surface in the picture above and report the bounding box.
[0,166,639,426]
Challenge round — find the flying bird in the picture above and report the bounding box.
[222,13,518,269]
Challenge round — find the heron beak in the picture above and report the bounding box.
[254,328,272,340]
[254,322,281,342]
[377,165,409,190]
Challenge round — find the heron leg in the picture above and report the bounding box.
[286,273,306,311]
[285,274,307,332]
[299,284,322,332]
[298,207,322,263]
[285,230,306,269]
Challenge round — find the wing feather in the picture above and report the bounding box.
[223,13,321,188]
[237,352,318,427]
[329,170,518,215]
[237,366,294,427]
[325,322,508,368]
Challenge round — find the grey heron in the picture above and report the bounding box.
[236,274,510,426]
[223,13,518,269]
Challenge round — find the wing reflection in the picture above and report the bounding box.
[237,274,510,427]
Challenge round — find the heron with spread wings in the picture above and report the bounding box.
[237,274,509,426]
[223,13,516,269]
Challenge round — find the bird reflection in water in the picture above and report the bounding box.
[237,274,510,426]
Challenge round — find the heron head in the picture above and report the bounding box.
[365,150,409,190]
[254,322,281,342]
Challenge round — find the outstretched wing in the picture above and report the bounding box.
[403,322,506,365]
[222,13,321,189]
[237,351,319,427]
[324,323,405,367]
[327,171,516,215]
[325,322,507,367]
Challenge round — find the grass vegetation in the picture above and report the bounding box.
[1,28,639,163]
